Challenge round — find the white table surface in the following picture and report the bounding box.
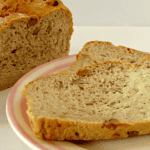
[1,26,150,150]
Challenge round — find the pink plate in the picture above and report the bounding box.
[6,54,150,150]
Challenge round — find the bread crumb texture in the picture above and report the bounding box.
[0,0,73,90]
[66,41,149,73]
[23,58,150,140]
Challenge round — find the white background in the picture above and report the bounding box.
[63,0,150,26]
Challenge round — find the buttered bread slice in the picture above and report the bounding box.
[22,57,150,140]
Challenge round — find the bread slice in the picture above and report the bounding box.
[62,41,150,73]
[22,57,150,140]
[0,0,73,90]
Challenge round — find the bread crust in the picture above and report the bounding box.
[22,60,150,140]
[26,111,150,140]
[0,0,73,55]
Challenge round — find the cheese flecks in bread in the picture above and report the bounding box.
[22,58,150,140]
[62,41,149,73]
[0,0,73,90]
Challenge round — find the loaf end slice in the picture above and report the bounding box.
[0,0,73,91]
[22,59,150,140]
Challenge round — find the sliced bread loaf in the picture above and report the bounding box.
[22,57,150,140]
[62,41,149,73]
[0,0,73,90]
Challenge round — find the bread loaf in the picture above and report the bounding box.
[0,0,73,90]
[62,41,149,73]
[22,57,150,140]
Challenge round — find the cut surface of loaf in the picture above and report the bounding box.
[62,41,150,73]
[22,57,150,140]
[0,0,73,90]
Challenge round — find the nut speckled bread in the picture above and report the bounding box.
[22,57,150,140]
[61,41,150,73]
[0,0,73,91]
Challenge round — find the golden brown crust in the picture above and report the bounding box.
[82,40,149,57]
[118,45,150,57]
[0,0,73,40]
[83,41,113,47]
[0,0,71,18]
